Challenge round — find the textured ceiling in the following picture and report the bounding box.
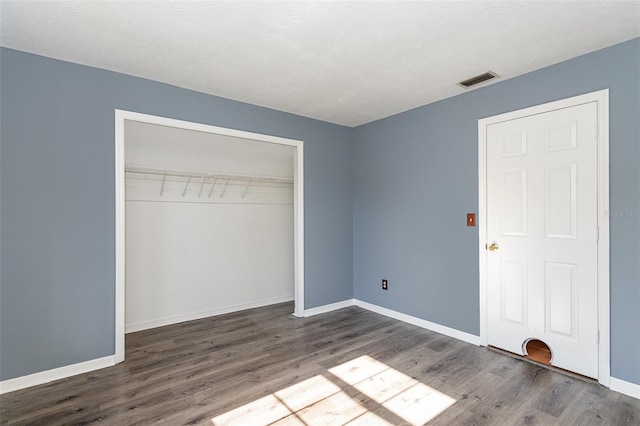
[1,1,639,127]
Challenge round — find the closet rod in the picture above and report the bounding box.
[125,164,293,185]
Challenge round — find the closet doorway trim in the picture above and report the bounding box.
[114,110,305,363]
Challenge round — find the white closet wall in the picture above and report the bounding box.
[124,121,294,333]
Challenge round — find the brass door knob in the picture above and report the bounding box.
[488,242,499,252]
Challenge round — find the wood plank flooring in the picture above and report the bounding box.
[1,302,638,425]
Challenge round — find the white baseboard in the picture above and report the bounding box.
[354,299,481,346]
[610,377,640,400]
[301,298,480,346]
[0,355,115,395]
[126,295,294,333]
[304,299,355,317]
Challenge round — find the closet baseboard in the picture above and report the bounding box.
[125,295,294,333]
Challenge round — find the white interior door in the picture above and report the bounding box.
[486,101,599,378]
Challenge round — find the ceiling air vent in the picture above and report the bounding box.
[458,71,499,88]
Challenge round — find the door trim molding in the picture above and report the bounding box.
[115,110,305,363]
[477,89,610,386]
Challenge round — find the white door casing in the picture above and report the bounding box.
[478,90,610,384]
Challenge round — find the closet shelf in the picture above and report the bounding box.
[125,164,293,199]
[125,164,293,185]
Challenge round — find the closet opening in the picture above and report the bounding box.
[114,110,304,363]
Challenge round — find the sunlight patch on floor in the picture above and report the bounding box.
[294,389,367,425]
[211,355,456,426]
[331,355,456,425]
[274,375,342,412]
[349,362,418,403]
[328,355,389,385]
[384,382,456,425]
[210,393,291,426]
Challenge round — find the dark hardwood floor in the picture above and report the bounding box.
[1,302,638,425]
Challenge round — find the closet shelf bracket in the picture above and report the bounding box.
[182,175,192,197]
[220,179,230,198]
[160,174,167,196]
[197,176,208,198]
[241,179,253,199]
[208,177,216,198]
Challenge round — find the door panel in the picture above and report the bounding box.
[545,261,577,338]
[546,164,576,238]
[502,170,527,236]
[501,259,526,324]
[486,102,598,378]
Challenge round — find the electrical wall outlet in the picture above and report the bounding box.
[382,279,388,290]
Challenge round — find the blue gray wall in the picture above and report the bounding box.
[0,48,353,380]
[353,38,640,385]
[2,38,639,386]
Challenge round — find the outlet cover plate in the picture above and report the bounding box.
[467,213,476,227]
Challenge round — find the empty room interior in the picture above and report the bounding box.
[1,1,639,425]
